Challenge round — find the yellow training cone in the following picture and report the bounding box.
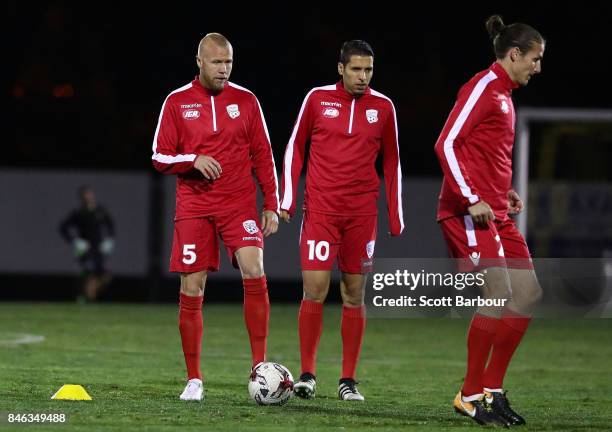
[51,384,92,400]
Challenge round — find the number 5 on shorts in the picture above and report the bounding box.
[182,244,196,264]
[307,240,329,261]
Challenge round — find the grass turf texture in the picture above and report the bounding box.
[1,303,611,431]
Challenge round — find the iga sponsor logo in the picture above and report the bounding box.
[366,109,378,123]
[323,108,339,118]
[182,109,200,120]
[243,220,259,234]
[227,104,240,119]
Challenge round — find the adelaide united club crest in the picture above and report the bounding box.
[366,109,378,124]
[243,220,259,234]
[226,104,240,119]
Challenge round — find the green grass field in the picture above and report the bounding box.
[1,302,611,431]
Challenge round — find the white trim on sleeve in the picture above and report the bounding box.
[443,71,497,204]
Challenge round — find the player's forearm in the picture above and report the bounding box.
[253,168,280,215]
[279,153,305,216]
[152,157,196,175]
[434,141,481,209]
[383,171,404,236]
[262,187,280,215]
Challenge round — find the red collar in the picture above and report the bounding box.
[490,63,519,91]
[335,80,371,98]
[192,76,226,96]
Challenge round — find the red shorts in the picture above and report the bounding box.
[439,216,533,271]
[299,211,377,274]
[170,208,263,273]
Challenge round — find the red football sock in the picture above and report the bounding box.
[483,308,531,390]
[462,313,499,398]
[298,299,324,375]
[179,293,203,380]
[341,305,366,380]
[243,276,270,368]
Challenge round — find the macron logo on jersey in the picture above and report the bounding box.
[321,101,341,118]
[181,103,202,120]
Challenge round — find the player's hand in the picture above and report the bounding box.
[279,210,291,223]
[261,210,279,237]
[507,189,524,215]
[468,201,494,227]
[72,238,90,257]
[194,155,222,180]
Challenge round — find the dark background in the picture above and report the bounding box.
[6,3,612,172]
[3,3,612,302]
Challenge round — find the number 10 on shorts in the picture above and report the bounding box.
[307,240,329,261]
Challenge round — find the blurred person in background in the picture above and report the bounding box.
[59,185,115,302]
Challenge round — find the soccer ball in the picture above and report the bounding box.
[248,362,294,405]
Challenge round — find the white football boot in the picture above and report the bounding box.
[338,379,364,401]
[179,378,203,401]
[293,373,316,399]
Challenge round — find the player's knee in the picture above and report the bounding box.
[181,284,203,296]
[303,291,327,303]
[527,280,544,307]
[342,295,363,307]
[303,283,328,303]
[481,267,511,300]
[342,286,363,305]
[495,287,512,303]
[181,273,206,296]
[483,283,511,302]
[241,262,264,279]
[237,247,264,279]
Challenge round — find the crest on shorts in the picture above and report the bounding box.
[227,104,240,119]
[243,219,259,234]
[366,109,378,124]
[469,251,480,266]
[366,240,376,259]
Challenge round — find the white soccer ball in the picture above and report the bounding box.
[248,362,294,405]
